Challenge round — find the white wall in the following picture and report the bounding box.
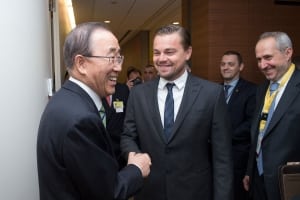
[0,0,52,199]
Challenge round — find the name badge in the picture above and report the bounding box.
[113,100,124,113]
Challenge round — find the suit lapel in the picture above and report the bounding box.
[264,70,300,137]
[145,79,166,142]
[228,79,243,105]
[63,80,114,154]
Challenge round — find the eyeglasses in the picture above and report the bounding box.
[83,55,124,65]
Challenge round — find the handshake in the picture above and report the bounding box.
[128,152,151,177]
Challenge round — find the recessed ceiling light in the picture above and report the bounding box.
[172,22,180,25]
[104,20,111,24]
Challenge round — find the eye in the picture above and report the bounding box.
[153,51,160,56]
[264,56,272,61]
[228,62,235,67]
[165,50,176,56]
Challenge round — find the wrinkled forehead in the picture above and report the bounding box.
[90,29,120,54]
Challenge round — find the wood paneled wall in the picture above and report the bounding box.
[119,31,149,83]
[183,0,300,84]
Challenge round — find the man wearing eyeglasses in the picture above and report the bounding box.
[37,22,151,200]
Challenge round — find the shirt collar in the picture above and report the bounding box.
[224,78,239,88]
[69,76,103,110]
[158,70,188,90]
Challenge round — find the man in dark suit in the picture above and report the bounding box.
[220,50,257,200]
[121,24,233,200]
[243,32,300,200]
[37,22,151,200]
[103,83,129,168]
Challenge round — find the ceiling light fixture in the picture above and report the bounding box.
[104,20,111,24]
[65,0,76,28]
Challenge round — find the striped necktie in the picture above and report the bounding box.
[224,84,232,102]
[99,105,106,128]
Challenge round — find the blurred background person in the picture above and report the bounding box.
[220,50,256,200]
[126,66,143,89]
[103,82,130,169]
[143,64,158,82]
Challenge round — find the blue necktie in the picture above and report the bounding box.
[164,83,175,141]
[257,82,279,175]
[224,84,232,102]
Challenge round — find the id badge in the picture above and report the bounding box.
[113,100,124,113]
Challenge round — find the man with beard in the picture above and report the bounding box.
[121,24,233,200]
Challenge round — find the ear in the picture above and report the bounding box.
[74,55,88,75]
[285,47,293,61]
[185,46,192,60]
[239,63,244,72]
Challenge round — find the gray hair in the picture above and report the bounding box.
[63,22,111,69]
[258,31,293,52]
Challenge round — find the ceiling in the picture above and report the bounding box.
[72,0,181,45]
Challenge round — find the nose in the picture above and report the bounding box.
[260,59,268,69]
[221,64,229,70]
[157,53,168,62]
[113,63,122,72]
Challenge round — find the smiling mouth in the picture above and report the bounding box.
[158,64,172,68]
[108,76,117,82]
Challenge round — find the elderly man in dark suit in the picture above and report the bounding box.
[37,22,151,200]
[243,32,300,200]
[103,83,129,168]
[121,24,233,200]
[220,50,257,200]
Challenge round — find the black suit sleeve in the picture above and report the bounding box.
[211,87,234,200]
[233,86,256,142]
[120,88,142,154]
[63,115,143,200]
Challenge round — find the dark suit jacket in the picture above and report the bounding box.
[121,74,233,200]
[37,80,143,200]
[247,69,300,200]
[102,83,129,168]
[227,78,256,170]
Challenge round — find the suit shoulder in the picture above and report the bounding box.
[189,74,222,89]
[239,78,257,87]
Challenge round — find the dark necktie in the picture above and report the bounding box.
[164,83,175,141]
[256,82,279,175]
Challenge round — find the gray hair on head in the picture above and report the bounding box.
[259,31,293,53]
[63,22,111,69]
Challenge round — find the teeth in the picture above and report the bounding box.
[109,77,117,81]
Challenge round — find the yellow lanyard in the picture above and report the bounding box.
[259,64,295,131]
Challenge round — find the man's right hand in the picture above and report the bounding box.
[128,152,151,177]
[243,175,250,191]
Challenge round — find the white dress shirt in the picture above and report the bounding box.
[157,70,188,127]
[69,77,103,111]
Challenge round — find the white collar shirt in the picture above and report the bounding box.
[157,70,188,127]
[69,77,103,111]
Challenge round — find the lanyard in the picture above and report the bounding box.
[259,64,295,131]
